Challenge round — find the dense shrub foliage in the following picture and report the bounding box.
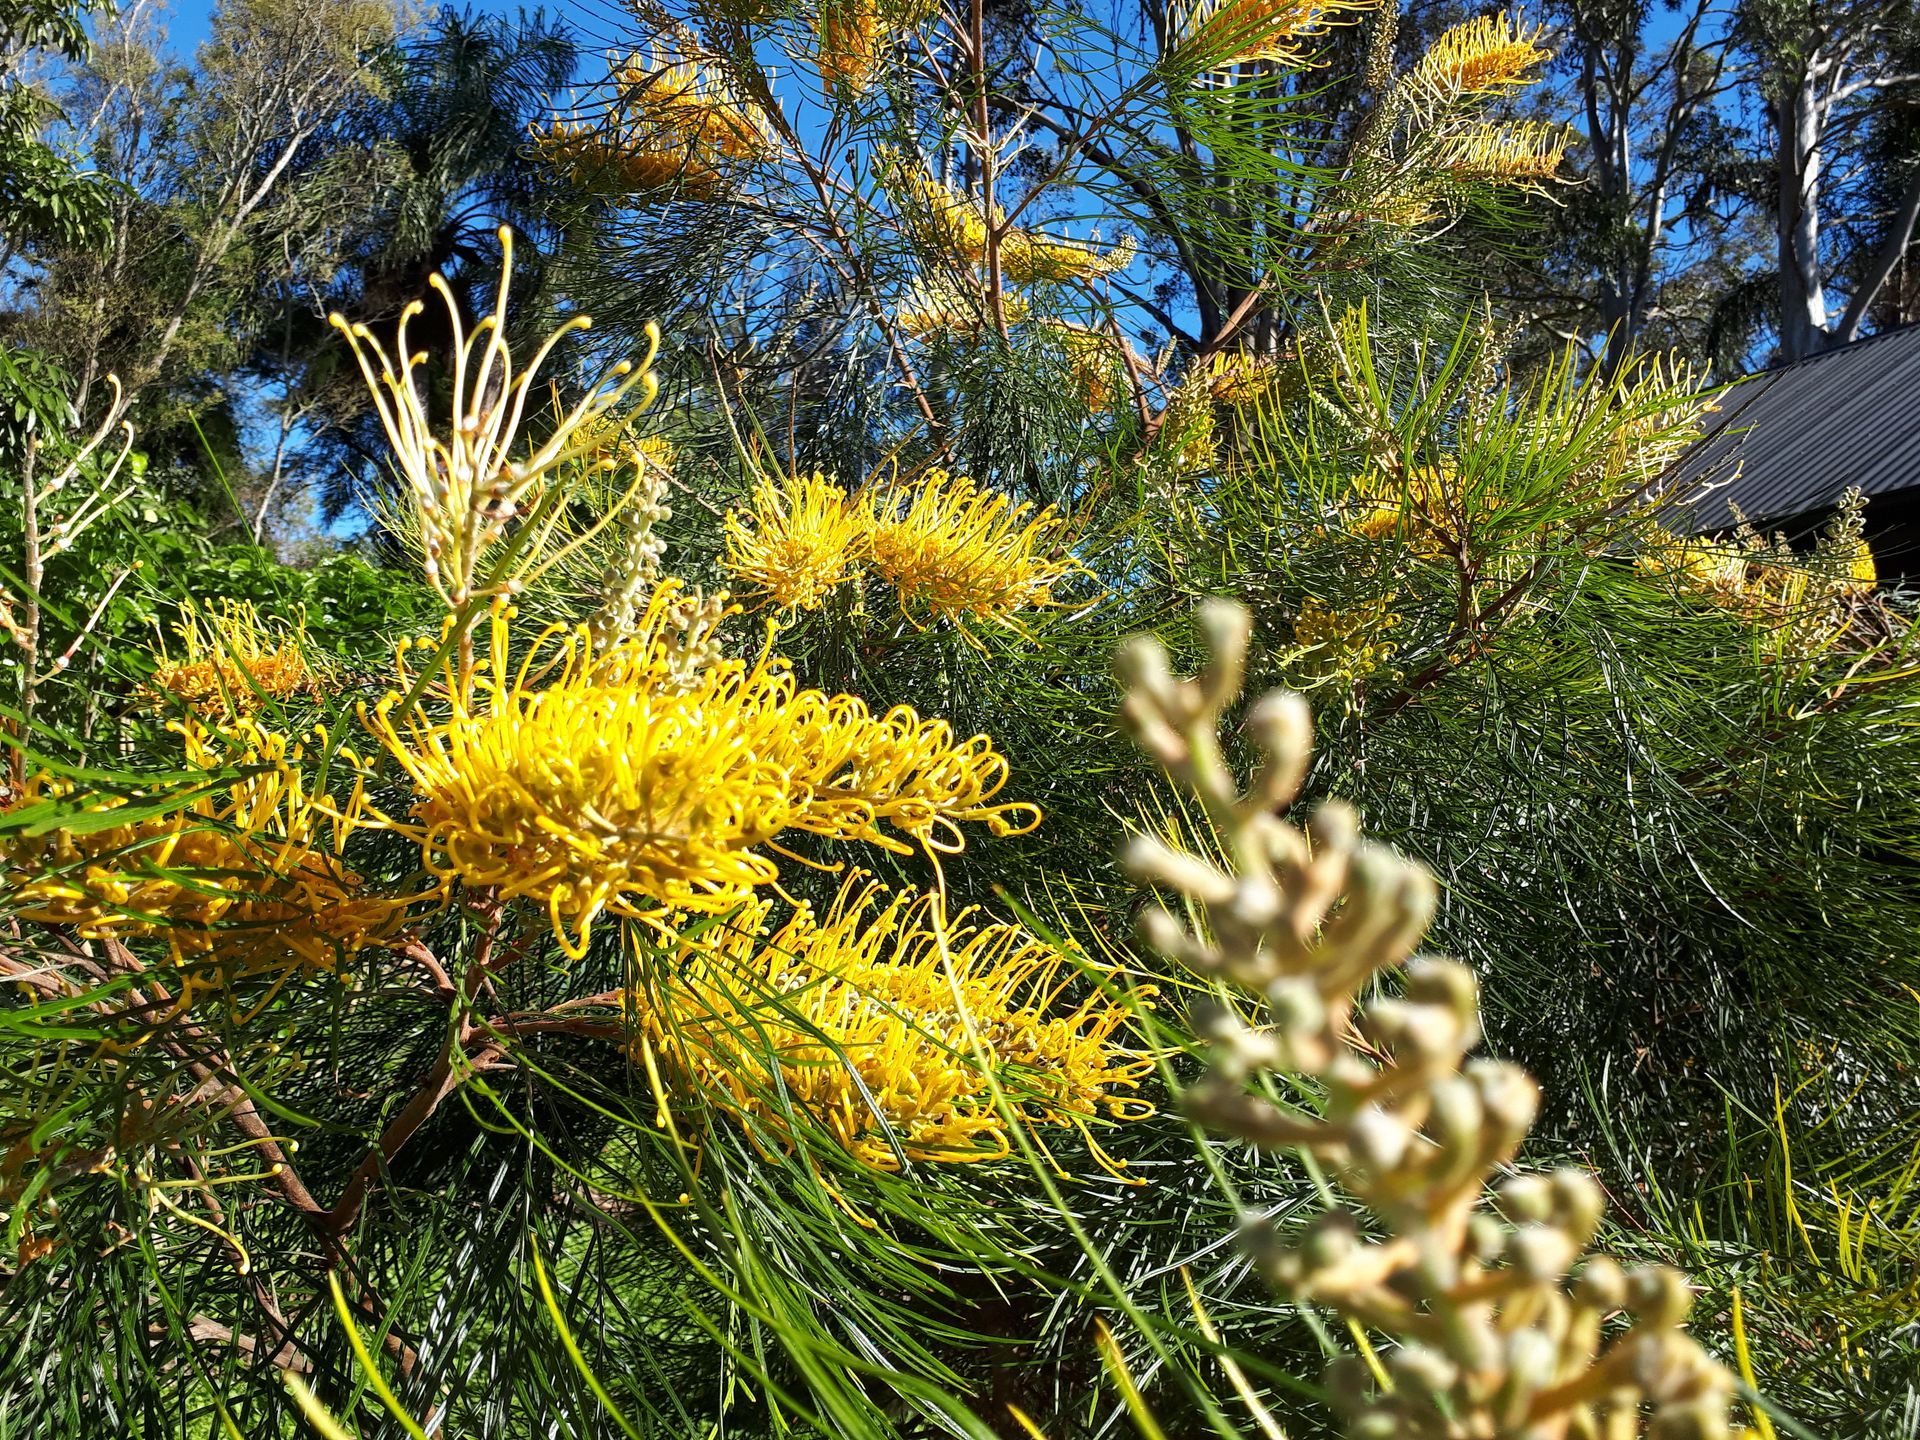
[2,0,1917,1436]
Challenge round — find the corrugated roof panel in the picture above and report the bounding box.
[1664,323,1920,531]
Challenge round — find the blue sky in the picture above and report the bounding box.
[152,0,583,59]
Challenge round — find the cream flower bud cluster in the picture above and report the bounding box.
[589,450,675,651]
[1115,598,1735,1439]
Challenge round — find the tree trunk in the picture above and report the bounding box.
[1775,85,1831,360]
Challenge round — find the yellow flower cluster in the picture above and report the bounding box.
[146,601,322,717]
[1346,463,1490,552]
[1409,11,1548,96]
[1045,321,1128,411]
[1638,523,1877,625]
[1290,594,1401,686]
[815,0,935,93]
[362,596,1042,957]
[722,469,1077,625]
[532,120,729,199]
[1169,0,1380,69]
[1203,349,1291,407]
[889,162,1135,286]
[631,877,1153,1170]
[896,273,1030,341]
[722,472,871,611]
[1434,119,1569,184]
[1153,371,1220,474]
[869,471,1079,624]
[534,46,769,200]
[6,719,411,1000]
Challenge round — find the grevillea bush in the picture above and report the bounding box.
[3,0,1916,1433]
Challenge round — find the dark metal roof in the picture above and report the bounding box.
[1663,322,1920,534]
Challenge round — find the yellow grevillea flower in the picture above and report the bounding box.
[1409,11,1548,96]
[5,719,412,998]
[1042,322,1128,411]
[1434,120,1569,184]
[1170,0,1380,68]
[631,878,1154,1170]
[723,471,872,611]
[1290,594,1401,686]
[1347,464,1491,553]
[887,160,1134,284]
[147,601,322,717]
[535,43,770,199]
[896,273,1030,341]
[868,471,1077,624]
[1153,373,1219,474]
[812,0,935,93]
[1002,232,1135,286]
[1203,350,1291,407]
[531,119,728,198]
[362,597,1041,958]
[612,47,772,161]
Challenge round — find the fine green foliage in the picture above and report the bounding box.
[0,0,1916,1435]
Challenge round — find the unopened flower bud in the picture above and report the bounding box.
[1499,1174,1553,1224]
[1550,1169,1605,1245]
[1508,1223,1576,1284]
[1246,689,1312,805]
[1195,598,1251,710]
[1114,633,1178,709]
[1348,1105,1413,1173]
[1626,1266,1694,1328]
[1573,1256,1627,1313]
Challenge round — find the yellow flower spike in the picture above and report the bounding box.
[1169,0,1381,70]
[4,717,421,1004]
[884,156,1134,285]
[146,600,324,717]
[612,47,771,162]
[534,39,771,199]
[896,273,1030,342]
[1047,323,1128,412]
[868,470,1078,627]
[360,599,1041,958]
[531,118,728,198]
[629,876,1154,1170]
[815,0,936,94]
[1290,595,1401,687]
[1409,11,1549,98]
[1002,232,1135,287]
[1432,119,1570,185]
[722,471,873,612]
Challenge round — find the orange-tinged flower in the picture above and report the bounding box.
[362,598,1041,957]
[146,601,322,717]
[5,718,414,999]
[530,119,727,198]
[815,0,935,93]
[631,877,1154,1170]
